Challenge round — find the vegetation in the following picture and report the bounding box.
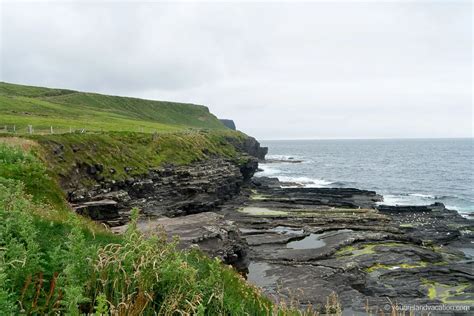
[27,129,249,189]
[0,143,320,315]
[0,82,326,314]
[0,82,319,314]
[0,82,226,133]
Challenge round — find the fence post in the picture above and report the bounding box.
[50,126,54,134]
[13,125,16,133]
[28,125,33,134]
[69,127,72,133]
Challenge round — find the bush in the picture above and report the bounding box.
[0,143,317,315]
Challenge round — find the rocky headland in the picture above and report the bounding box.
[52,137,473,314]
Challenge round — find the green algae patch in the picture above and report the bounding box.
[250,192,273,201]
[422,279,473,304]
[336,242,407,257]
[399,223,417,228]
[239,207,289,216]
[365,262,428,273]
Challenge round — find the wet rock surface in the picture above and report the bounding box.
[221,177,474,314]
[112,212,248,267]
[69,150,474,314]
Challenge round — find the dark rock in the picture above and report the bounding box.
[94,163,104,173]
[226,136,268,160]
[61,147,474,312]
[67,158,257,225]
[219,119,237,130]
[377,202,446,213]
[240,157,259,181]
[73,199,119,221]
[220,176,474,312]
[112,212,248,267]
[86,164,98,175]
[263,158,303,164]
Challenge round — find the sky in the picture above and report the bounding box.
[1,0,472,140]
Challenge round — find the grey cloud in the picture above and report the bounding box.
[1,1,472,139]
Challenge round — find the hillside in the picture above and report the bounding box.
[0,82,226,133]
[0,141,280,315]
[0,83,301,314]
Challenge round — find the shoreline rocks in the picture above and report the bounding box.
[224,177,474,314]
[69,158,251,225]
[66,148,473,313]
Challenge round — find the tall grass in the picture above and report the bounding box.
[0,143,322,315]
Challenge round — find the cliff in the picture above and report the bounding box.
[219,119,236,130]
[32,130,265,223]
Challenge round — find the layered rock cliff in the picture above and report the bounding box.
[70,158,248,225]
[34,131,266,265]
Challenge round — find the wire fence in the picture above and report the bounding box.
[0,123,168,135]
[0,124,207,137]
[0,124,93,135]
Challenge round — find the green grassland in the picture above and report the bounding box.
[0,82,225,133]
[0,83,319,314]
[0,143,281,315]
[32,130,250,190]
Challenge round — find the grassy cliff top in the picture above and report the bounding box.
[0,83,307,314]
[0,82,226,133]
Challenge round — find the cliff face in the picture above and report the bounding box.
[71,158,247,225]
[226,135,268,160]
[37,131,266,225]
[34,130,266,265]
[219,119,237,130]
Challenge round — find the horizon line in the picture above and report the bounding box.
[258,136,474,141]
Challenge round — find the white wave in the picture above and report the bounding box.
[277,176,333,188]
[380,194,430,206]
[446,205,474,218]
[409,193,435,199]
[266,154,303,160]
[255,165,282,177]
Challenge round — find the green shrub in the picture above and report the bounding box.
[0,143,65,208]
[0,143,316,315]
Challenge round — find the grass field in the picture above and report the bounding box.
[0,82,226,134]
[0,84,315,314]
[0,142,285,315]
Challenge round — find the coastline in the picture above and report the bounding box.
[257,138,474,219]
[258,161,474,220]
[229,173,474,313]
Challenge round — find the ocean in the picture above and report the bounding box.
[258,138,474,217]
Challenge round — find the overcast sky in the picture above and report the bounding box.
[1,0,472,139]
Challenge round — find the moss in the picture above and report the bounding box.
[422,279,473,304]
[399,223,416,228]
[250,193,273,201]
[239,207,289,216]
[365,262,428,273]
[336,242,407,257]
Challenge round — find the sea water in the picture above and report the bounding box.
[258,138,474,217]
